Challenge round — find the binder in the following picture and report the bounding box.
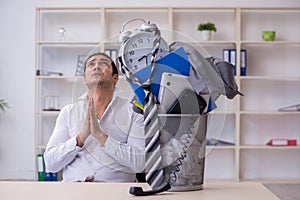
[229,49,236,75]
[36,154,45,181]
[44,172,58,181]
[105,49,118,63]
[44,172,52,181]
[223,49,230,63]
[110,49,117,62]
[267,139,297,146]
[104,49,111,57]
[240,49,247,76]
[51,172,58,181]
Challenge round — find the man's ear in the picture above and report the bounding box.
[113,74,119,84]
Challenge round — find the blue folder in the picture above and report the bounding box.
[129,47,191,105]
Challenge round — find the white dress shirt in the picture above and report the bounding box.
[44,90,145,182]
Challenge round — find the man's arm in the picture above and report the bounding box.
[44,107,81,173]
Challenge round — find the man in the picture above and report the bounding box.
[44,52,145,182]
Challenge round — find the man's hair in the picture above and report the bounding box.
[83,52,118,75]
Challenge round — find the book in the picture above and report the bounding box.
[267,139,297,146]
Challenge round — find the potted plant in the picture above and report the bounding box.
[0,99,9,113]
[197,22,217,41]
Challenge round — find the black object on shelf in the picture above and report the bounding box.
[43,108,61,112]
[278,104,300,112]
[36,69,63,76]
[206,138,235,146]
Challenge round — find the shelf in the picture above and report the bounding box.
[240,79,300,112]
[190,41,236,45]
[36,111,60,115]
[240,111,300,115]
[206,145,236,150]
[240,179,300,184]
[241,41,300,45]
[37,7,102,11]
[240,76,300,81]
[172,8,236,42]
[36,75,84,81]
[241,8,300,42]
[204,147,235,180]
[209,111,236,115]
[240,145,300,150]
[35,6,300,182]
[240,149,300,180]
[37,41,100,45]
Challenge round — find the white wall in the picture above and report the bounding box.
[0,0,37,180]
[0,0,299,180]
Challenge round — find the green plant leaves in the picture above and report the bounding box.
[0,99,9,113]
[197,22,217,32]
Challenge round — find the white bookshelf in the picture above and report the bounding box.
[35,7,300,182]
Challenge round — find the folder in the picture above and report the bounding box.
[44,172,58,181]
[44,172,52,181]
[51,172,58,181]
[104,49,111,57]
[223,49,230,63]
[267,139,297,146]
[240,49,247,76]
[110,49,117,62]
[229,49,236,76]
[129,47,191,106]
[36,154,45,181]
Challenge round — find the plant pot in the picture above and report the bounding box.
[200,30,212,41]
[262,31,276,42]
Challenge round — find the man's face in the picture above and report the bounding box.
[84,54,118,88]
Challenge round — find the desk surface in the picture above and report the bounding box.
[0,181,279,200]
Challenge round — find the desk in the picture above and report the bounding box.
[0,181,279,200]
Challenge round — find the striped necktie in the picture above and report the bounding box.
[118,22,168,190]
[142,26,166,188]
[143,87,164,188]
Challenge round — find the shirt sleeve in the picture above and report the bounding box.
[104,109,145,173]
[44,107,81,173]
